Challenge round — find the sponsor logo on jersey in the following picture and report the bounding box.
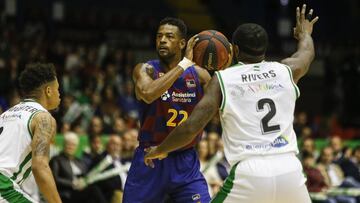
[160,91,197,103]
[161,90,171,101]
[171,91,196,103]
[244,135,289,150]
[229,82,284,97]
[192,193,201,201]
[0,113,22,121]
[271,135,289,148]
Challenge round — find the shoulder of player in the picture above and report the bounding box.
[269,60,287,67]
[271,61,295,73]
[133,63,145,75]
[252,61,289,71]
[194,65,211,85]
[30,112,56,134]
[134,63,155,77]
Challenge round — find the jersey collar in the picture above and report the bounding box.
[22,98,37,103]
[237,60,265,65]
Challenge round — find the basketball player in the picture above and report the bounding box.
[145,4,318,203]
[0,63,62,203]
[122,17,216,203]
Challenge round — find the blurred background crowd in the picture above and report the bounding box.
[1,0,360,202]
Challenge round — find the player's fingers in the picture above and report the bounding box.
[191,34,199,40]
[229,44,233,58]
[188,34,197,43]
[148,159,155,168]
[311,16,319,24]
[158,153,168,160]
[301,4,306,22]
[188,36,199,48]
[144,158,155,168]
[296,7,300,25]
[308,9,313,16]
[144,147,151,153]
[306,9,313,21]
[293,27,297,39]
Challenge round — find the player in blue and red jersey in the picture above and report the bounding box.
[123,17,212,203]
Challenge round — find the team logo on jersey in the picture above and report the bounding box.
[192,194,201,201]
[186,79,196,88]
[161,90,171,101]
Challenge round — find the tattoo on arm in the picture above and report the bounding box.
[144,65,154,78]
[32,114,56,157]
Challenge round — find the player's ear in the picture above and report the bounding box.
[180,38,186,50]
[45,85,52,97]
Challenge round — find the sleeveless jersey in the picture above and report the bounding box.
[138,60,204,149]
[0,99,47,185]
[215,61,300,166]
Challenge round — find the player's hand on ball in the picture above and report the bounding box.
[184,35,199,61]
[144,147,168,168]
[293,4,319,40]
[224,44,233,68]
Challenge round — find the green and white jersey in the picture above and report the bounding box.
[0,99,47,185]
[216,61,300,166]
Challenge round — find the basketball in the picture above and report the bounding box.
[193,30,231,71]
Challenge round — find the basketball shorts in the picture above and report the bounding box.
[123,147,211,203]
[0,172,37,203]
[212,153,311,203]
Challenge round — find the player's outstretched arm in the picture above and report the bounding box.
[31,112,62,203]
[281,4,319,84]
[144,75,221,162]
[133,36,199,103]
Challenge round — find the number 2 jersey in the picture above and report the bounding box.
[215,61,300,166]
[138,60,204,149]
[0,100,47,184]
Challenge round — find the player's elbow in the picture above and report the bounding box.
[32,157,51,174]
[187,124,197,135]
[183,122,200,142]
[139,89,157,104]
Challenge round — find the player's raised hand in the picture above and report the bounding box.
[144,147,168,168]
[293,4,319,40]
[184,35,199,61]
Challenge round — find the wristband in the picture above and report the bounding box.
[178,57,194,71]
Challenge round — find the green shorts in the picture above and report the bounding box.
[0,173,35,203]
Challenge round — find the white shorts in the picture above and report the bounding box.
[211,153,311,203]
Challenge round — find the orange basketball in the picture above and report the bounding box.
[193,30,231,71]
